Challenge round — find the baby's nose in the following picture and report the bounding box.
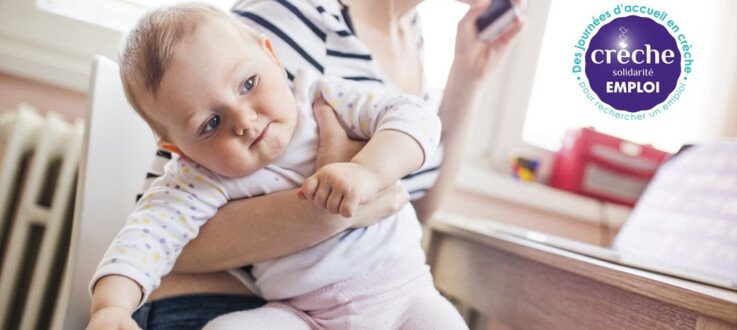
[232,108,258,136]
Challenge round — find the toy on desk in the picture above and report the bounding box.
[550,127,669,206]
[511,156,539,181]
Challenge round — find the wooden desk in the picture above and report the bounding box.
[427,213,737,329]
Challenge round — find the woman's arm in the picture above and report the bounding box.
[174,101,406,273]
[174,186,406,273]
[412,1,526,223]
[175,190,347,273]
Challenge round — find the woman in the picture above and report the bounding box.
[130,0,524,328]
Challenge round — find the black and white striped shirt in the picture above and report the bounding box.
[139,0,442,201]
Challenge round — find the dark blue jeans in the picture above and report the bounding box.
[132,294,267,330]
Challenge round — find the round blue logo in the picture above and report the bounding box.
[586,16,681,112]
[572,4,693,120]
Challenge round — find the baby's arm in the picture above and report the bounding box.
[301,131,423,217]
[88,160,228,324]
[301,80,441,217]
[87,275,142,330]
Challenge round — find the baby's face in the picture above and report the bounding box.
[144,19,298,177]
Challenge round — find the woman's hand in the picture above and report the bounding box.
[351,182,408,227]
[452,0,526,82]
[313,97,365,168]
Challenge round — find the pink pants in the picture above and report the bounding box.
[204,253,467,329]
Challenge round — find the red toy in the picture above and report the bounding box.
[550,128,670,206]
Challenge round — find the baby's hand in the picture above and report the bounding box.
[300,163,380,217]
[87,306,141,330]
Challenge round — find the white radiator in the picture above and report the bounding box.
[0,104,84,330]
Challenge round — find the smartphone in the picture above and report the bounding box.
[475,0,518,41]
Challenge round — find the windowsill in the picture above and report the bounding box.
[455,162,632,228]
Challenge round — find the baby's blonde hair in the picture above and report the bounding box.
[119,2,258,137]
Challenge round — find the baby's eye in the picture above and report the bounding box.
[202,115,220,135]
[239,75,258,95]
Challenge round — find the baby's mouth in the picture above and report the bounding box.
[250,122,271,146]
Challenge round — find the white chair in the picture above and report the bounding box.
[56,56,157,329]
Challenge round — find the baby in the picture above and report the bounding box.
[88,3,467,329]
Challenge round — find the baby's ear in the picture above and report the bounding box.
[259,34,283,70]
[157,139,182,155]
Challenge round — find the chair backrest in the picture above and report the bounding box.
[58,56,157,329]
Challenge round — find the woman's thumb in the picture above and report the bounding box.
[312,98,342,136]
